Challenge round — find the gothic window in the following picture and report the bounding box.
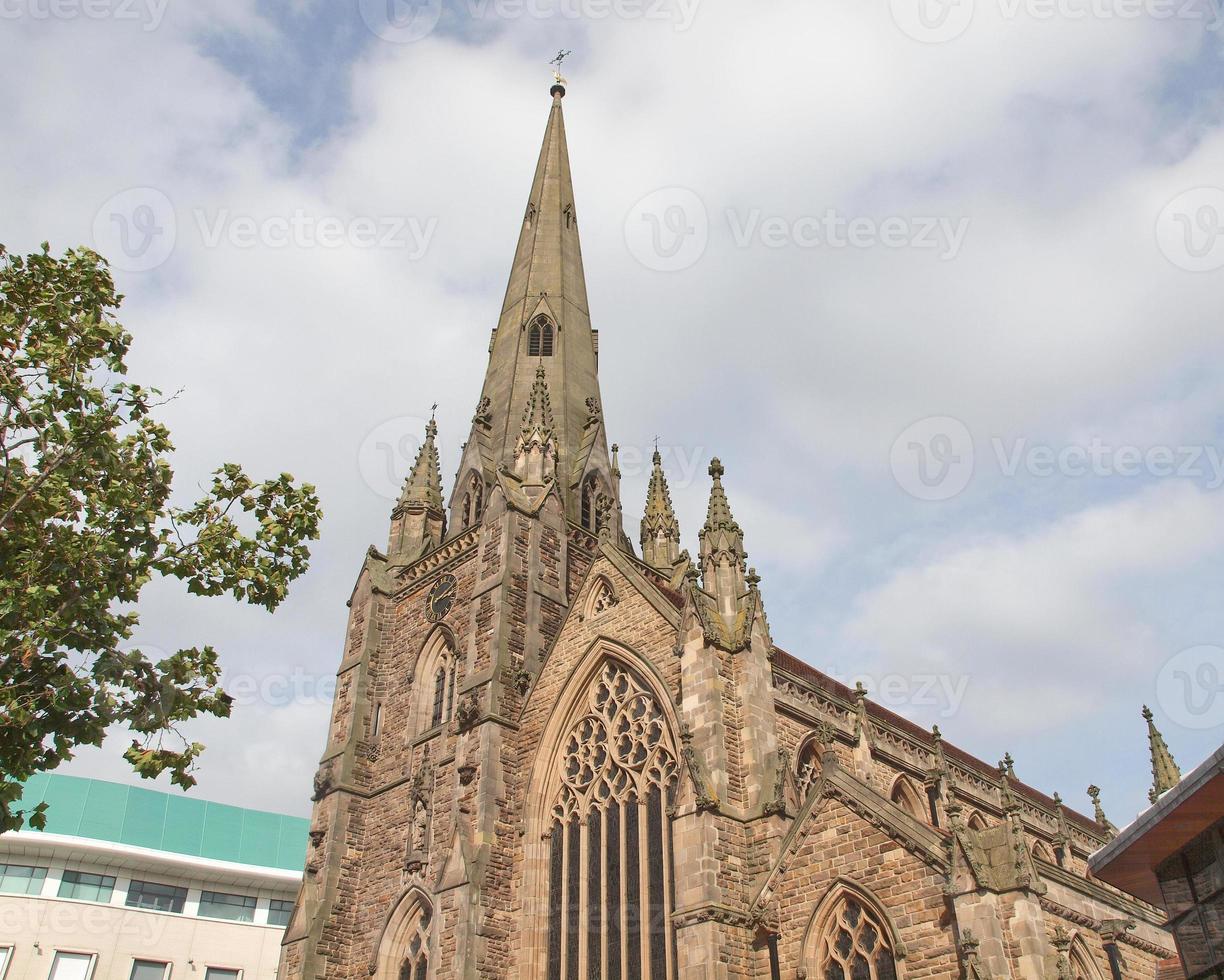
[795,739,822,798]
[967,811,990,831]
[815,894,898,980]
[417,633,458,735]
[889,776,924,822]
[1031,839,1055,864]
[585,578,618,619]
[546,661,678,980]
[396,905,431,980]
[460,474,484,529]
[529,318,554,358]
[581,476,598,531]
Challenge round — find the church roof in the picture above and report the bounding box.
[769,646,1104,836]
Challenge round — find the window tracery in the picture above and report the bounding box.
[529,317,554,358]
[546,661,678,980]
[395,904,430,980]
[796,740,822,798]
[816,894,898,980]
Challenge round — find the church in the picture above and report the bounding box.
[277,80,1179,980]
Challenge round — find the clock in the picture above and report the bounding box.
[425,573,457,623]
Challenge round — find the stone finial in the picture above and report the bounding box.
[1087,784,1116,835]
[399,416,444,511]
[999,752,1015,779]
[513,365,557,484]
[699,457,747,615]
[389,415,447,558]
[1143,705,1182,803]
[640,447,682,570]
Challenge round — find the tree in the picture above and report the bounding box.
[0,243,322,832]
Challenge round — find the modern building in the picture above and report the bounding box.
[0,774,307,980]
[278,79,1182,980]
[1090,720,1224,980]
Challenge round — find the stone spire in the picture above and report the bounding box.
[513,364,557,485]
[389,416,446,560]
[700,458,747,616]
[641,448,681,569]
[1143,705,1182,803]
[451,82,618,535]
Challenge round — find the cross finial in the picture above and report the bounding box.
[549,49,572,89]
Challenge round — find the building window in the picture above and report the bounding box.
[371,702,383,739]
[795,740,822,798]
[815,894,898,980]
[125,880,187,914]
[267,899,295,928]
[580,476,599,531]
[59,871,116,903]
[47,952,97,980]
[0,945,12,980]
[528,318,554,358]
[461,474,483,528]
[546,660,678,980]
[1157,823,1224,980]
[396,906,430,980]
[0,863,47,894]
[203,970,240,980]
[889,776,925,822]
[199,891,257,923]
[128,961,170,980]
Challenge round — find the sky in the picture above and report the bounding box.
[3,0,1224,828]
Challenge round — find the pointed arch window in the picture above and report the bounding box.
[417,634,458,735]
[395,904,431,980]
[545,661,679,980]
[889,775,925,822]
[967,811,991,832]
[581,476,603,532]
[529,318,554,358]
[815,893,898,980]
[461,473,484,529]
[795,739,823,799]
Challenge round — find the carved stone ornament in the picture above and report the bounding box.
[311,761,335,802]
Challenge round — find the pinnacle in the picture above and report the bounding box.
[400,417,444,511]
[702,457,741,536]
[1143,705,1182,803]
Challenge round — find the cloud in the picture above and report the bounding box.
[2,0,1222,821]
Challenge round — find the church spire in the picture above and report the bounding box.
[1143,705,1182,803]
[700,458,747,616]
[389,415,446,561]
[451,81,619,538]
[641,447,681,569]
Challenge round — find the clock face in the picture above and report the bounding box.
[425,574,457,623]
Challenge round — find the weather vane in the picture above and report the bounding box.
[550,49,572,86]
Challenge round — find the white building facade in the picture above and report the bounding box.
[0,776,306,980]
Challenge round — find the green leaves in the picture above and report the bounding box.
[0,243,322,833]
